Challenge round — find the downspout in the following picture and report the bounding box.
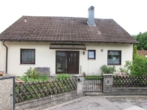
[2,41,8,73]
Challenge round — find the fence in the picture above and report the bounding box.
[15,78,76,103]
[113,76,147,88]
[103,74,147,95]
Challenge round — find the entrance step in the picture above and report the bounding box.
[84,92,104,96]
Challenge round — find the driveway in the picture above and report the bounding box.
[44,96,147,110]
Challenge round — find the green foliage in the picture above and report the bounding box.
[19,75,49,83]
[133,32,147,50]
[85,75,102,80]
[131,55,147,76]
[119,61,132,75]
[17,67,49,83]
[101,65,116,74]
[56,74,71,80]
[122,56,147,76]
[133,45,138,59]
[25,67,40,79]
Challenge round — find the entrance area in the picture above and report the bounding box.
[56,51,79,74]
[83,78,103,92]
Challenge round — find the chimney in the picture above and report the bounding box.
[24,18,27,22]
[87,6,95,26]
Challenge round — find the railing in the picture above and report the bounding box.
[15,78,76,103]
[113,76,147,88]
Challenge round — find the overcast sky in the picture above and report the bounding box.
[0,0,147,35]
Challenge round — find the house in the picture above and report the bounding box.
[138,50,147,57]
[0,6,137,76]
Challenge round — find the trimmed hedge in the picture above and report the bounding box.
[85,75,102,80]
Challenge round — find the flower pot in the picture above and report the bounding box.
[0,72,4,76]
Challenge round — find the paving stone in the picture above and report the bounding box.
[123,106,145,110]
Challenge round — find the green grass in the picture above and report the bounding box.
[85,75,102,80]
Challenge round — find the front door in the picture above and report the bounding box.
[56,51,79,74]
[67,51,79,74]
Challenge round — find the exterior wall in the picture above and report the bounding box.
[0,41,133,76]
[81,43,133,75]
[0,41,6,72]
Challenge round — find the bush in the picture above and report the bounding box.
[118,61,132,75]
[85,75,102,80]
[101,65,116,74]
[17,68,49,83]
[25,67,40,79]
[56,74,70,80]
[131,55,147,76]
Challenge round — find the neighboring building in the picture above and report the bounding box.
[138,50,147,57]
[0,6,137,76]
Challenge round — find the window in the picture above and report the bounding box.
[56,51,67,73]
[108,50,121,65]
[88,50,96,59]
[21,49,35,64]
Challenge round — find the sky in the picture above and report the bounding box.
[0,0,147,35]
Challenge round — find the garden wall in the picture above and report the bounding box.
[0,76,15,110]
[15,78,77,103]
[103,74,147,95]
[16,91,78,110]
[15,77,79,110]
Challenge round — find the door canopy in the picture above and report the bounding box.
[50,44,86,50]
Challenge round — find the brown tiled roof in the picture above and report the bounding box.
[0,16,137,43]
[137,50,147,56]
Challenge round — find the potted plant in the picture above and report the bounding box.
[0,71,4,76]
[83,72,86,77]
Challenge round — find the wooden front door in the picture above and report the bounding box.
[56,51,79,74]
[67,51,79,74]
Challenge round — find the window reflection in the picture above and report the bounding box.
[108,51,121,65]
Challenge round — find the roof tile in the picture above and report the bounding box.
[0,16,137,43]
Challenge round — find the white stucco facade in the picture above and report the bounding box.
[0,41,133,76]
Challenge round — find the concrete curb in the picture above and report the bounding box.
[43,96,90,110]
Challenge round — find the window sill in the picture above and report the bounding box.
[20,64,35,65]
[107,64,121,66]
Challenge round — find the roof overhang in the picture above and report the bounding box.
[0,39,138,44]
[50,44,86,50]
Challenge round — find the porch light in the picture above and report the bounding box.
[83,50,85,55]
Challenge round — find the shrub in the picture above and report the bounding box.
[133,45,138,60]
[118,61,132,75]
[101,65,116,74]
[56,74,70,80]
[131,55,147,76]
[17,68,49,83]
[121,56,147,76]
[85,75,102,80]
[25,67,40,79]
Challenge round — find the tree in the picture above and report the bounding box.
[131,55,147,76]
[133,32,147,50]
[133,45,138,60]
